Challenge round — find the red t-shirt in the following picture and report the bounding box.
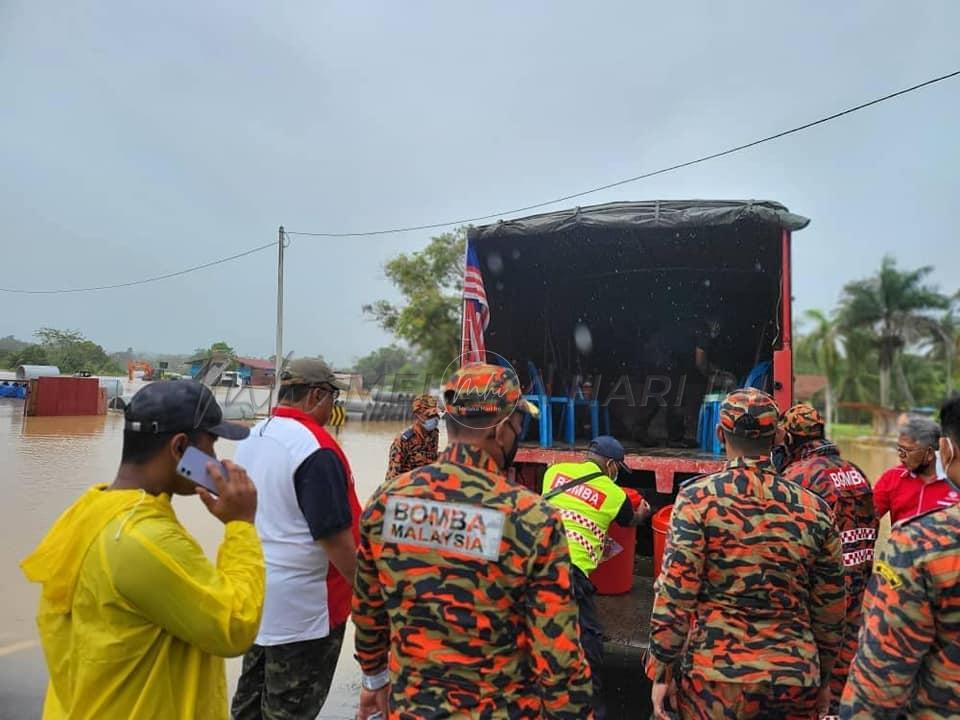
[873,465,960,524]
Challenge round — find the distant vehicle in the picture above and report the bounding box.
[218,371,242,387]
[127,360,154,381]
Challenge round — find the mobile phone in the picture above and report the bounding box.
[176,446,226,495]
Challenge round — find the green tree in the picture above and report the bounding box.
[10,343,50,367]
[354,345,417,388]
[17,327,123,375]
[363,228,466,379]
[837,256,949,408]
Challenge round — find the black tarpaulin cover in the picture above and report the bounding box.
[468,199,809,241]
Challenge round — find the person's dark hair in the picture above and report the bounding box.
[121,430,202,465]
[444,413,512,437]
[278,383,311,403]
[722,429,772,457]
[940,394,960,443]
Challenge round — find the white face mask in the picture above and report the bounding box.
[940,437,959,484]
[422,417,439,432]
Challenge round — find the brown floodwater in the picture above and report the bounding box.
[0,398,899,718]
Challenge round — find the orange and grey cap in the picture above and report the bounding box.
[412,394,439,420]
[719,388,779,439]
[441,363,539,420]
[780,403,826,439]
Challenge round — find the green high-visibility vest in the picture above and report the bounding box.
[542,460,627,574]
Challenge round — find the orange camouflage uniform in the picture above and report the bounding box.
[387,395,440,480]
[781,438,877,713]
[354,437,593,718]
[386,428,439,480]
[840,501,960,719]
[648,390,846,720]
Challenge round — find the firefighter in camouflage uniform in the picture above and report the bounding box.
[352,363,594,720]
[386,394,440,480]
[779,403,878,715]
[647,388,846,720]
[840,394,960,719]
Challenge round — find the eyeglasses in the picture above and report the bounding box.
[314,385,340,401]
[896,445,928,458]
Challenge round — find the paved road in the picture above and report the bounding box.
[0,643,359,720]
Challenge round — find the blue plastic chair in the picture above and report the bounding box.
[568,377,602,442]
[522,362,556,448]
[698,393,723,454]
[744,361,773,392]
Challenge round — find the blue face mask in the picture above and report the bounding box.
[422,417,439,432]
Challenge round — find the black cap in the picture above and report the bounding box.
[588,435,630,472]
[124,380,250,441]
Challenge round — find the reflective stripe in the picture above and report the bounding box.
[559,509,606,565]
[565,527,601,566]
[843,548,874,567]
[558,508,605,539]
[840,527,877,544]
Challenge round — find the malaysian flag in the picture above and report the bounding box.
[461,243,489,364]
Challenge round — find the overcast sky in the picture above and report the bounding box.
[2,2,958,367]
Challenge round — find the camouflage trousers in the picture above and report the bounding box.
[677,675,819,720]
[231,623,345,720]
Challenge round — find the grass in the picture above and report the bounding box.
[829,423,873,440]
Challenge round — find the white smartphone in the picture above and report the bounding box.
[176,445,226,495]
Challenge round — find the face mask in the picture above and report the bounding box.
[497,419,521,469]
[422,417,439,432]
[942,439,960,490]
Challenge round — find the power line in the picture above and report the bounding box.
[0,241,276,295]
[286,68,960,238]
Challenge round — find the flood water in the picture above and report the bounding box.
[0,397,899,719]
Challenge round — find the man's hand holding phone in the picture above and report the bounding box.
[196,459,257,525]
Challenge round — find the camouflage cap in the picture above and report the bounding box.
[442,363,539,420]
[412,394,439,419]
[780,403,826,439]
[281,358,347,390]
[719,388,779,439]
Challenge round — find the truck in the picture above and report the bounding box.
[461,199,808,717]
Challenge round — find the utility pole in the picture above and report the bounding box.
[271,225,286,412]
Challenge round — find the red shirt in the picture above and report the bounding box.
[873,465,960,524]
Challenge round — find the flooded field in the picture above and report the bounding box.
[0,397,898,719]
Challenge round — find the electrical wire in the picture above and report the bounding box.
[0,241,276,295]
[285,68,960,238]
[3,68,958,294]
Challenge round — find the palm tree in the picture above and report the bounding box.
[797,309,841,428]
[837,256,949,408]
[920,304,958,398]
[835,328,879,406]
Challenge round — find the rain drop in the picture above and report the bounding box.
[574,323,593,355]
[487,252,504,275]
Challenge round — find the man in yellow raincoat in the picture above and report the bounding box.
[21,381,265,719]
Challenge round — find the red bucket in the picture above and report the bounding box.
[590,522,636,595]
[652,505,673,579]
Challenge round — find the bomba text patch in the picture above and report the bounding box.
[383,496,505,560]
